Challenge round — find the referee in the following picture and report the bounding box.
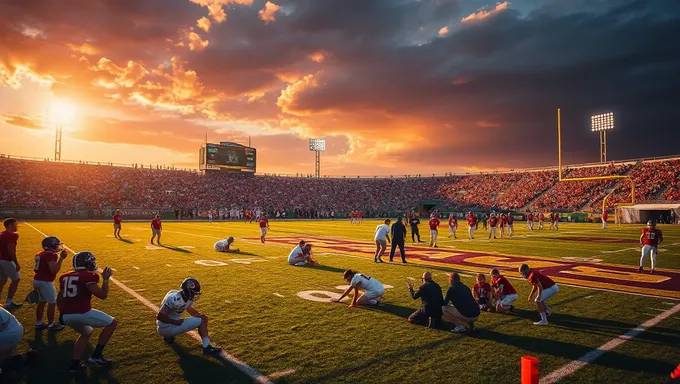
[390,217,407,263]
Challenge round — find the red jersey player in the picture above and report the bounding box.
[0,218,22,309]
[602,210,608,230]
[639,220,663,273]
[519,264,559,326]
[33,236,68,331]
[151,215,162,245]
[506,213,514,236]
[488,213,498,239]
[258,215,270,243]
[499,213,507,238]
[490,268,517,313]
[538,212,544,230]
[526,212,534,230]
[58,252,118,372]
[112,210,122,239]
[466,212,477,240]
[552,212,560,230]
[428,214,440,248]
[472,273,492,311]
[448,214,458,239]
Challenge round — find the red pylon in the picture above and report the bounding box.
[521,356,539,384]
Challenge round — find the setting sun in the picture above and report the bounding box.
[48,99,77,125]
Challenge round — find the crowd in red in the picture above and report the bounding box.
[0,157,678,215]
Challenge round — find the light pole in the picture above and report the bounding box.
[55,125,62,161]
[309,138,326,178]
[591,112,614,163]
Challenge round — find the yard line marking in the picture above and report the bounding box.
[135,289,147,292]
[599,247,639,254]
[273,293,285,298]
[132,266,140,270]
[407,277,417,281]
[165,264,172,267]
[25,222,275,384]
[268,369,295,379]
[585,295,594,299]
[643,312,658,316]
[225,300,232,304]
[540,302,680,384]
[649,308,671,312]
[111,268,117,271]
[663,302,676,305]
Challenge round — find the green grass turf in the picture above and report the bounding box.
[3,220,679,384]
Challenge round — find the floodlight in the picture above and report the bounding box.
[309,138,326,152]
[591,112,614,132]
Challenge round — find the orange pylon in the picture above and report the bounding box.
[521,356,539,384]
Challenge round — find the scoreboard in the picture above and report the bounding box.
[199,142,257,173]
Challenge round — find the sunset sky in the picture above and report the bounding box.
[1,0,678,175]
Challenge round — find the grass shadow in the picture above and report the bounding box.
[305,265,346,273]
[169,343,254,384]
[367,303,417,320]
[160,245,193,254]
[117,237,133,244]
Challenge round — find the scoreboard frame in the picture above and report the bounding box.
[199,142,257,173]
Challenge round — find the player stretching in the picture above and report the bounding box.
[150,215,162,245]
[112,210,122,239]
[156,278,222,355]
[33,236,67,332]
[519,264,558,326]
[58,252,118,372]
[466,212,476,240]
[448,214,458,239]
[428,214,440,248]
[639,220,663,274]
[214,237,239,253]
[258,214,270,243]
[490,268,517,313]
[333,270,385,307]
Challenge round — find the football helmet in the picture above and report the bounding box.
[647,220,656,227]
[42,236,62,251]
[181,278,201,301]
[519,264,530,278]
[73,251,97,271]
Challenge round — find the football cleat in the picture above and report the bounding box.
[637,266,643,273]
[451,325,467,333]
[48,323,65,332]
[5,302,22,309]
[203,345,223,355]
[533,320,549,326]
[88,356,113,365]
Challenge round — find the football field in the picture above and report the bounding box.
[5,220,680,384]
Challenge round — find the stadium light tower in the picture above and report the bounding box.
[309,138,326,178]
[47,100,77,162]
[591,112,614,163]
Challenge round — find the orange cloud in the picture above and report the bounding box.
[462,1,510,22]
[308,51,325,63]
[197,17,212,32]
[1,113,44,130]
[186,31,210,52]
[438,26,449,36]
[277,74,318,116]
[67,43,99,56]
[90,58,149,88]
[189,0,254,23]
[258,1,281,24]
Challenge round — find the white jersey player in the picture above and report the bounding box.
[156,278,222,355]
[214,237,239,253]
[0,307,23,364]
[333,270,385,307]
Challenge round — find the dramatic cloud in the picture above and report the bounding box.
[462,1,510,22]
[1,114,44,130]
[197,17,212,32]
[438,26,449,36]
[258,1,282,24]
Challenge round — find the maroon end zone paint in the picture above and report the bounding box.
[555,237,639,244]
[251,236,680,298]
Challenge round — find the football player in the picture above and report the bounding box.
[601,209,608,230]
[507,213,514,237]
[33,236,68,331]
[150,215,162,245]
[490,268,517,313]
[448,213,458,239]
[58,252,118,372]
[287,242,318,266]
[526,211,534,231]
[538,212,545,230]
[112,210,122,239]
[488,213,498,240]
[214,237,239,253]
[428,213,440,248]
[0,307,23,373]
[639,220,663,274]
[156,278,222,355]
[519,264,558,326]
[333,269,385,307]
[466,212,476,240]
[0,218,22,309]
[472,273,492,312]
[258,214,270,244]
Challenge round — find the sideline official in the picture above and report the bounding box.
[409,215,422,243]
[390,217,407,263]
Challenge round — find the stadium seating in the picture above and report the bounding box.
[0,156,678,215]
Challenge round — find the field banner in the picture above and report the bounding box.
[247,236,680,299]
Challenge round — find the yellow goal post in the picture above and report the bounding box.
[556,109,635,217]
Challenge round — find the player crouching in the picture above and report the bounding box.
[333,270,385,307]
[214,237,240,253]
[519,264,558,326]
[287,242,318,266]
[58,252,117,373]
[156,278,222,355]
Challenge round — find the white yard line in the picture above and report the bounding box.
[599,247,639,254]
[540,302,680,384]
[273,293,285,298]
[25,222,277,384]
[132,266,140,270]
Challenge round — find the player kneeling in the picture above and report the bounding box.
[490,269,517,313]
[156,278,222,355]
[472,273,492,312]
[214,237,239,253]
[332,270,385,307]
[58,252,117,373]
[519,264,558,326]
[287,242,318,266]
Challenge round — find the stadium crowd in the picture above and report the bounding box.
[0,157,679,215]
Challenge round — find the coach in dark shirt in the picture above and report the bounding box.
[390,217,407,263]
[442,273,480,333]
[407,272,443,328]
[409,215,422,243]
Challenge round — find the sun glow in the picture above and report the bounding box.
[48,99,77,125]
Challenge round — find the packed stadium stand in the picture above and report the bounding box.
[0,156,679,215]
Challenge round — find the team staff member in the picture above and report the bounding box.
[409,215,422,243]
[442,273,480,332]
[639,220,663,274]
[520,264,558,326]
[374,219,391,263]
[58,252,118,372]
[0,218,22,309]
[151,215,163,245]
[407,272,443,328]
[113,210,122,239]
[33,236,67,331]
[428,214,440,248]
[389,217,407,263]
[258,215,270,244]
